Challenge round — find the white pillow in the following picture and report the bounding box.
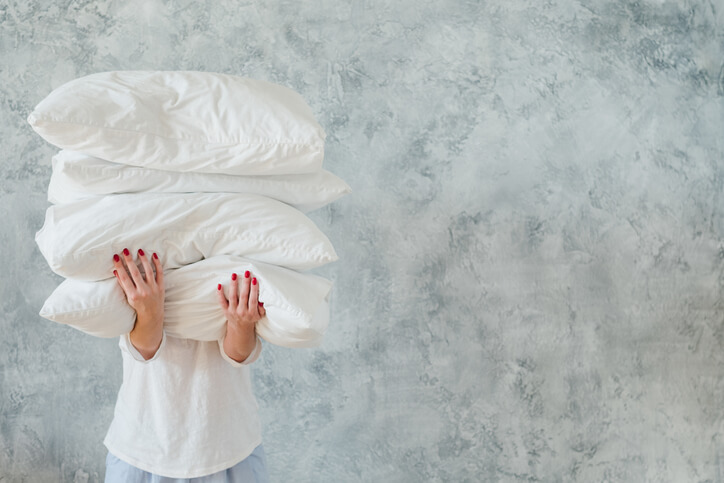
[35,192,337,281]
[27,71,326,175]
[48,150,351,212]
[39,255,332,348]
[39,272,136,338]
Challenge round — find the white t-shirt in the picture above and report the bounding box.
[103,329,264,478]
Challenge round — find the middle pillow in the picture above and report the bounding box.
[35,192,338,281]
[47,150,351,213]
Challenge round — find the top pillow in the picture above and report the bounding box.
[27,71,326,175]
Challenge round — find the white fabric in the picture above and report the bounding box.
[34,192,338,281]
[38,274,136,337]
[47,150,351,212]
[28,71,325,175]
[103,330,264,478]
[39,255,332,348]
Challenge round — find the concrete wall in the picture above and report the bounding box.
[2,0,723,481]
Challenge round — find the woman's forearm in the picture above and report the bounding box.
[223,322,257,363]
[129,312,164,360]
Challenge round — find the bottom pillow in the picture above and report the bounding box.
[39,255,332,348]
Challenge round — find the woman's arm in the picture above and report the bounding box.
[112,248,165,360]
[130,312,164,360]
[218,270,266,363]
[223,320,257,363]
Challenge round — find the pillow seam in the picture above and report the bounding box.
[53,229,332,262]
[34,116,324,146]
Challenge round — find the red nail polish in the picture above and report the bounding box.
[259,302,264,307]
[113,270,118,277]
[153,252,158,260]
[232,273,237,281]
[138,248,144,256]
[113,254,119,262]
[123,248,130,256]
[252,278,257,285]
[218,283,222,290]
[245,270,250,278]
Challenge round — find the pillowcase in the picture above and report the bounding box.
[35,192,337,281]
[48,150,351,212]
[27,71,326,175]
[39,255,332,348]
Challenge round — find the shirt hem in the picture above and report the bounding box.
[103,435,263,479]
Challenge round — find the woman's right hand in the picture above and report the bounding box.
[113,248,165,360]
[113,248,165,322]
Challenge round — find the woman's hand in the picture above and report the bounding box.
[218,270,266,363]
[113,248,165,360]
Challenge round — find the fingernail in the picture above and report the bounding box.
[232,273,237,281]
[113,270,118,277]
[113,254,120,262]
[138,248,144,256]
[252,277,257,285]
[123,248,130,256]
[153,252,158,260]
[259,302,264,307]
[217,283,222,290]
[245,270,250,278]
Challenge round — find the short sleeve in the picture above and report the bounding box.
[121,330,167,363]
[218,333,263,367]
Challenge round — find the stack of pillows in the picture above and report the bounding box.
[29,71,350,348]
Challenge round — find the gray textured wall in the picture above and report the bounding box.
[2,0,723,481]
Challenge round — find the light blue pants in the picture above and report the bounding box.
[104,444,269,483]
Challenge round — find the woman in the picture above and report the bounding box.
[103,247,270,482]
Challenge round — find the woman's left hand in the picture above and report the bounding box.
[217,270,266,363]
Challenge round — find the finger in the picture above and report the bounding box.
[152,252,164,289]
[258,302,266,318]
[122,247,145,288]
[248,275,259,312]
[137,248,155,286]
[239,270,251,311]
[229,272,238,309]
[217,282,229,311]
[112,253,135,295]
